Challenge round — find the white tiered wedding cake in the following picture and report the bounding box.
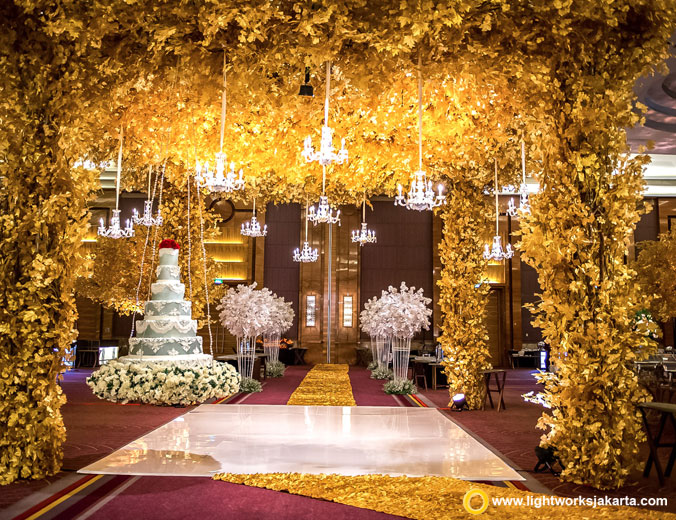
[87,239,240,405]
[126,239,211,362]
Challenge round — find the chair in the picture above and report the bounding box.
[638,402,676,486]
[413,362,428,390]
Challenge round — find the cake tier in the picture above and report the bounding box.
[159,247,179,266]
[156,265,181,281]
[129,336,203,356]
[151,281,185,301]
[144,300,192,318]
[136,318,197,338]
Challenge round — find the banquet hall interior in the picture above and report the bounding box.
[2,2,676,519]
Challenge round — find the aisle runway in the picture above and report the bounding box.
[80,404,523,481]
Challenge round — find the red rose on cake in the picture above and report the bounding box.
[159,239,180,250]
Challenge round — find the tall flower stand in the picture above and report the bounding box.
[263,333,281,364]
[237,336,256,380]
[375,335,391,370]
[391,336,411,381]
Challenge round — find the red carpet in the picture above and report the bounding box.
[79,477,406,520]
[230,365,311,405]
[348,366,410,406]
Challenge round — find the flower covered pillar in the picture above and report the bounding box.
[0,14,98,482]
[518,13,674,486]
[437,182,493,410]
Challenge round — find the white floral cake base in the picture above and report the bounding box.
[87,358,240,406]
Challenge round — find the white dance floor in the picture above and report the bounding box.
[80,404,523,481]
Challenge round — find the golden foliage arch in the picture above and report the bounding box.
[1,0,674,489]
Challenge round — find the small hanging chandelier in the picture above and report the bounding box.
[507,140,531,217]
[484,160,514,262]
[302,62,347,166]
[98,128,134,239]
[294,201,319,262]
[132,165,163,227]
[241,199,267,237]
[352,195,376,246]
[308,189,341,225]
[195,53,245,193]
[304,61,343,226]
[394,52,445,212]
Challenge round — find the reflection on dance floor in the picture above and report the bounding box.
[80,404,524,481]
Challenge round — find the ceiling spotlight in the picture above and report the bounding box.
[299,67,314,97]
[451,393,468,412]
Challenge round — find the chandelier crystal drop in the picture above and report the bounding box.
[195,53,245,194]
[395,53,446,212]
[98,128,135,239]
[99,209,135,239]
[484,160,514,262]
[241,199,267,237]
[294,201,319,263]
[351,197,376,246]
[506,141,531,217]
[302,62,348,167]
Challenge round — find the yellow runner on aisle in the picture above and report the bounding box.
[286,364,356,407]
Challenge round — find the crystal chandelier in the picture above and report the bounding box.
[98,209,134,239]
[302,62,348,167]
[241,199,267,237]
[293,201,319,262]
[99,128,134,239]
[132,166,163,227]
[506,141,531,217]
[484,160,513,261]
[308,189,340,225]
[195,53,245,193]
[303,61,343,226]
[352,196,376,246]
[394,53,445,212]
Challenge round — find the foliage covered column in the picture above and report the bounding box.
[520,78,659,489]
[438,181,492,409]
[0,6,98,482]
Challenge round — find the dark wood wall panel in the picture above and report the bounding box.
[635,197,659,243]
[520,261,542,344]
[359,202,433,340]
[264,203,301,339]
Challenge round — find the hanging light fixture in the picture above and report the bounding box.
[302,61,347,166]
[132,165,163,227]
[352,194,377,246]
[395,53,445,211]
[241,199,267,237]
[195,53,245,193]
[98,128,134,239]
[484,160,514,262]
[507,140,531,217]
[303,61,343,226]
[293,200,319,262]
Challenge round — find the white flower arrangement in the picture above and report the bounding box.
[360,282,432,339]
[217,283,295,338]
[217,282,274,338]
[87,359,240,406]
[265,295,294,335]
